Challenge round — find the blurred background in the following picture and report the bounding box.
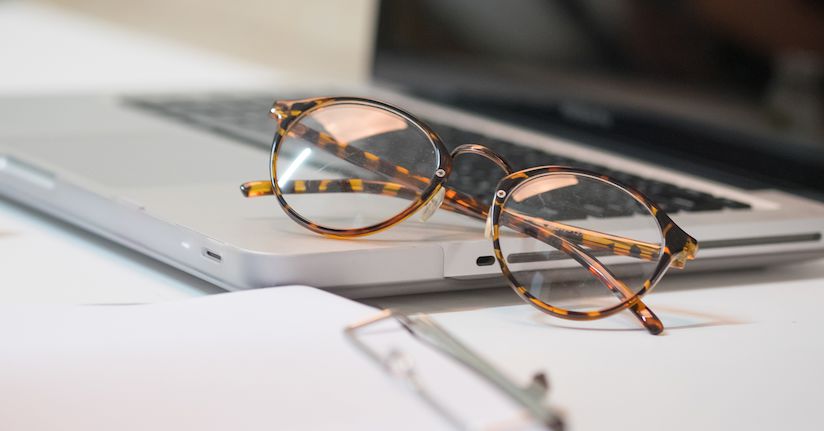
[39,0,378,83]
[2,0,823,195]
[0,0,378,86]
[374,0,824,196]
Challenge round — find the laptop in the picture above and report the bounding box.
[1,1,823,297]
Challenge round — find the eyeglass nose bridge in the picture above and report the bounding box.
[421,144,513,224]
[449,144,514,175]
[448,144,514,237]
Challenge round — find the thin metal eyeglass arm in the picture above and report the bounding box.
[345,310,565,431]
[345,311,467,430]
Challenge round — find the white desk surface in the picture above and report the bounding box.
[2,3,823,430]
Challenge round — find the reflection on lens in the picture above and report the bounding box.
[275,102,439,230]
[498,173,664,314]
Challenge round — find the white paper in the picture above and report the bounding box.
[0,287,460,430]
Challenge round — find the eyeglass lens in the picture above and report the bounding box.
[275,102,440,230]
[498,173,665,313]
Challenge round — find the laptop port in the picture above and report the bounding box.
[203,248,222,263]
[476,256,495,266]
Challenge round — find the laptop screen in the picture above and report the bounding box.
[373,1,824,197]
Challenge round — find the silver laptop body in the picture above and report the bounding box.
[2,85,823,297]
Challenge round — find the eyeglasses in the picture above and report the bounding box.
[240,97,699,335]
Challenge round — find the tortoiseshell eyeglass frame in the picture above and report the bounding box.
[240,97,699,335]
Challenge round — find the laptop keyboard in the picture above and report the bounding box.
[125,95,751,216]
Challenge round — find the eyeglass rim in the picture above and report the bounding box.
[489,166,696,319]
[268,97,453,238]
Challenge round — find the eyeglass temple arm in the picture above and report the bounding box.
[344,310,565,430]
[497,212,664,335]
[503,209,662,262]
[239,179,661,262]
